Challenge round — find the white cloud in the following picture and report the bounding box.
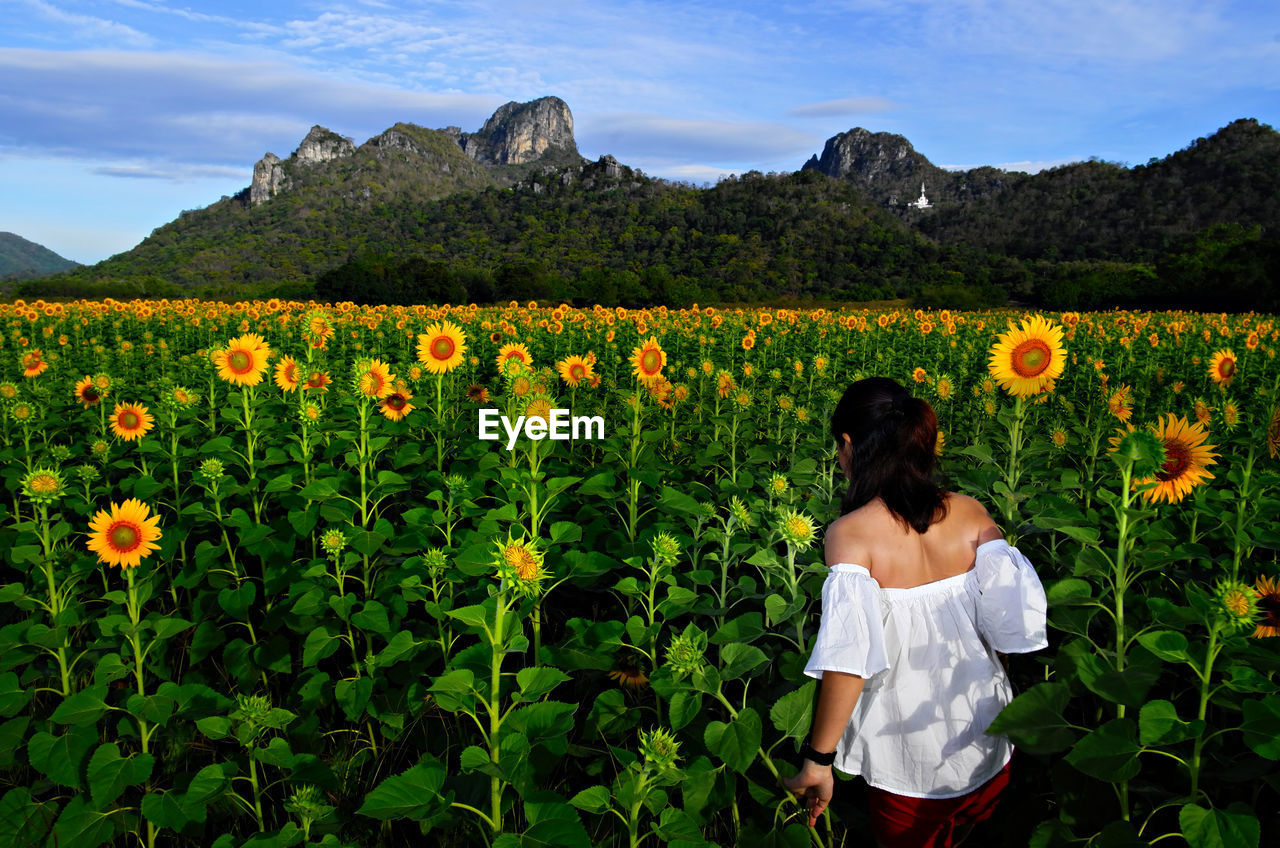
[788,97,897,118]
[0,49,504,170]
[21,0,153,47]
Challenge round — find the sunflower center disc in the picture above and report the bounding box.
[122,412,140,429]
[110,523,140,551]
[229,351,251,372]
[1157,441,1191,480]
[432,338,454,359]
[1012,340,1051,378]
[1220,359,1236,377]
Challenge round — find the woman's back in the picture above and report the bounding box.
[824,491,1002,590]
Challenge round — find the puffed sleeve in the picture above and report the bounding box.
[803,564,889,679]
[973,539,1049,653]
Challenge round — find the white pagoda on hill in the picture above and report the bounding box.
[908,182,932,209]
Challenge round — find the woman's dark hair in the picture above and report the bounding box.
[830,377,945,533]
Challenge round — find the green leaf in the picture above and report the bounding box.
[150,617,194,641]
[373,630,418,668]
[195,716,230,740]
[447,604,490,628]
[183,763,230,805]
[302,626,339,667]
[50,795,117,848]
[0,672,30,718]
[1241,697,1280,759]
[87,743,154,808]
[1137,630,1191,664]
[704,707,761,773]
[668,690,702,732]
[217,582,257,621]
[351,600,391,636]
[299,479,338,500]
[27,726,96,788]
[142,791,190,831]
[718,642,768,680]
[568,785,612,814]
[263,472,294,493]
[770,680,816,740]
[0,787,52,847]
[1064,718,1141,782]
[516,666,571,701]
[1179,803,1260,848]
[505,701,578,753]
[1046,577,1094,606]
[710,612,765,644]
[49,687,110,726]
[986,682,1077,754]
[1139,700,1204,746]
[428,669,477,713]
[356,760,447,820]
[336,677,373,722]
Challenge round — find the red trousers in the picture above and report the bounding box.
[866,759,1012,848]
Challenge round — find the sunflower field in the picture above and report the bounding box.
[1,298,1278,848]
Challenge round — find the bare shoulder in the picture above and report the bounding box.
[823,504,885,567]
[941,492,1002,544]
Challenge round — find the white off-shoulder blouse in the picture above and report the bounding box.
[803,539,1048,798]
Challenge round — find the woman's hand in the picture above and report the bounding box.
[783,761,834,827]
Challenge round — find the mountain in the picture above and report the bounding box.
[37,96,584,293]
[801,128,1022,209]
[0,233,79,281]
[804,118,1280,264]
[20,100,1280,311]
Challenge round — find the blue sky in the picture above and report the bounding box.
[2,0,1277,265]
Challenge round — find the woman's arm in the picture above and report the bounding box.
[783,670,865,826]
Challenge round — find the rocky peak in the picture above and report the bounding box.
[250,152,285,206]
[295,126,356,165]
[802,128,930,185]
[460,96,578,166]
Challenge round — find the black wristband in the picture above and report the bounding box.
[799,742,836,766]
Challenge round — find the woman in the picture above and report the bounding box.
[783,377,1048,847]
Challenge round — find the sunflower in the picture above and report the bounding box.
[525,395,554,423]
[379,386,415,421]
[1220,400,1240,433]
[21,467,65,505]
[1050,425,1069,449]
[214,333,271,386]
[303,371,332,393]
[496,534,547,598]
[912,367,928,384]
[1107,385,1133,422]
[354,359,395,399]
[716,371,736,398]
[556,355,594,388]
[777,508,817,549]
[496,342,533,373]
[21,349,47,378]
[1252,575,1280,638]
[630,337,667,385]
[110,403,155,442]
[935,374,953,401]
[86,498,163,569]
[1208,349,1236,388]
[987,315,1067,398]
[301,309,335,349]
[1136,414,1218,505]
[74,376,102,408]
[741,334,755,351]
[417,321,467,375]
[466,383,490,403]
[607,654,650,690]
[1193,398,1212,428]
[274,356,301,392]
